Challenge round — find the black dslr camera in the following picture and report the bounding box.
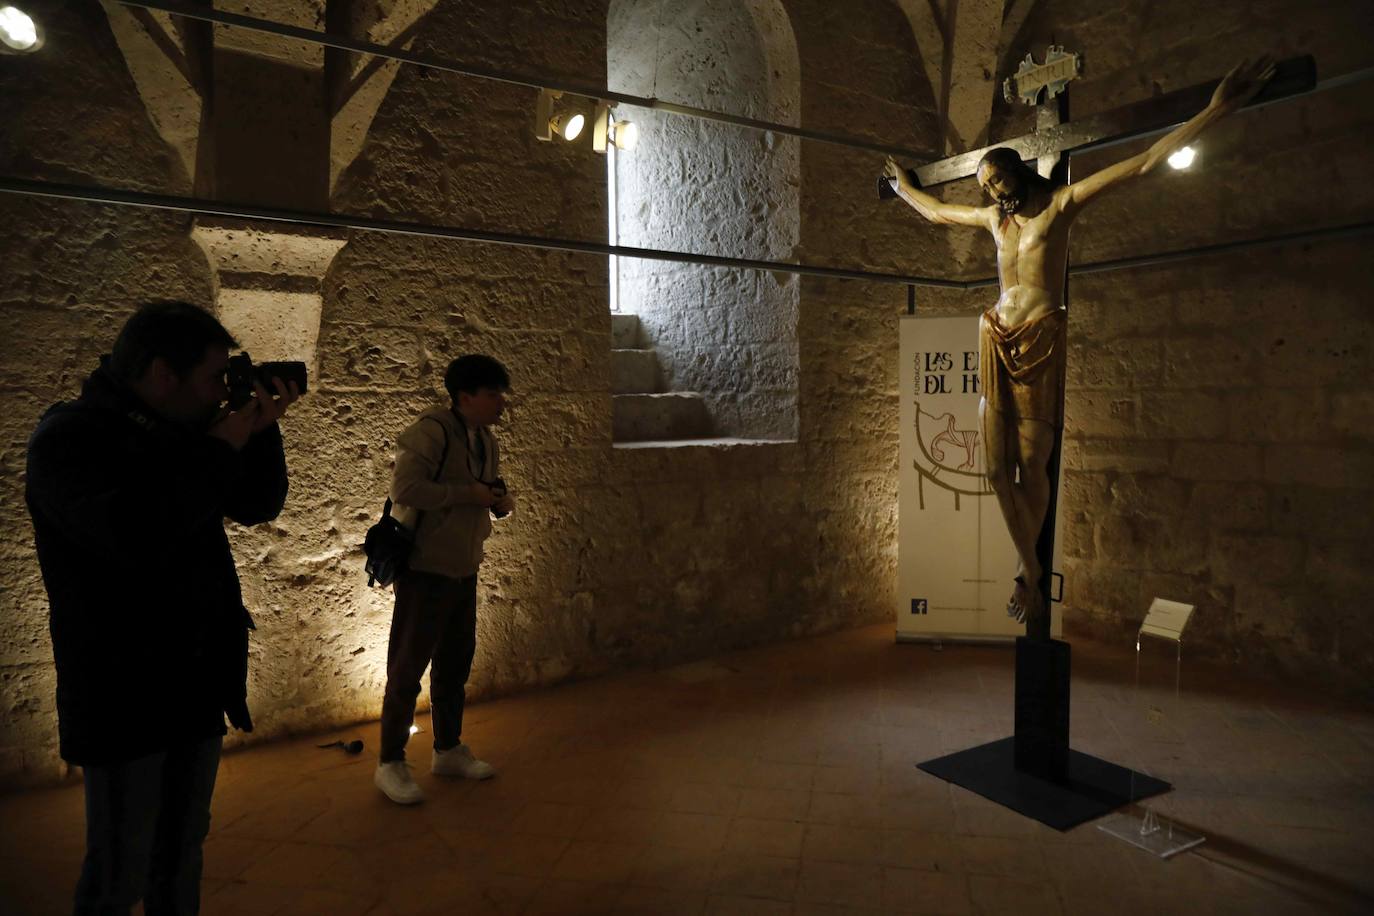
[226,353,308,409]
[489,477,510,518]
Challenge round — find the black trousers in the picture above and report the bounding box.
[73,735,222,916]
[380,569,478,762]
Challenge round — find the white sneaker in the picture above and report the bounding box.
[374,761,424,805]
[431,743,495,779]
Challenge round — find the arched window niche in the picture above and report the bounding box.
[608,0,801,443]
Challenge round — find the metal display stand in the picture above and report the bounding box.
[1098,598,1205,858]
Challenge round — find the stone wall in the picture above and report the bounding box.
[608,0,801,439]
[0,0,937,788]
[1,0,1370,790]
[787,0,952,632]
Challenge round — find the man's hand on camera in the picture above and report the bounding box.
[208,402,258,452]
[492,493,516,517]
[208,379,300,450]
[470,482,498,508]
[250,378,300,433]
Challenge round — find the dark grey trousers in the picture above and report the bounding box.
[74,735,221,916]
[380,568,478,762]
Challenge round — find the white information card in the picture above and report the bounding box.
[1139,598,1196,642]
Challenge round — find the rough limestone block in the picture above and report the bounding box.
[1067,338,1165,390]
[1170,442,1264,482]
[1108,474,1189,521]
[1330,391,1374,442]
[1211,534,1305,586]
[1060,470,1112,515]
[1060,439,1169,474]
[1270,486,1374,541]
[0,306,128,393]
[1094,515,1159,570]
[1137,390,1227,440]
[1065,391,1140,438]
[1061,517,1096,560]
[1184,482,1269,533]
[612,393,712,441]
[611,348,660,394]
[1145,523,1210,576]
[611,313,641,349]
[1263,444,1374,490]
[1162,336,1257,389]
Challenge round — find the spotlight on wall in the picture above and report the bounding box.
[613,119,639,151]
[553,111,585,142]
[0,5,42,54]
[1167,145,1196,170]
[534,88,586,142]
[592,101,639,154]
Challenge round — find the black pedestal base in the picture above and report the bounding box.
[1014,636,1070,779]
[918,737,1171,831]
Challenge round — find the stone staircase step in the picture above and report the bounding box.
[611,313,641,349]
[611,348,660,394]
[612,392,712,441]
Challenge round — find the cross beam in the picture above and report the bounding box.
[914,54,1316,187]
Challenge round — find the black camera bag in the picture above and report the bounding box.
[364,417,449,587]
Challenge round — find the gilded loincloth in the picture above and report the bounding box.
[979,306,1067,427]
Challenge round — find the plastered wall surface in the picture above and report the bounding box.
[0,0,1370,788]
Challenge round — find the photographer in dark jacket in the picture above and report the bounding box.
[25,301,298,915]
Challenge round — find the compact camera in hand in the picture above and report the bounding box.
[489,477,510,518]
[226,353,308,409]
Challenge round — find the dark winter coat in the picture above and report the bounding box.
[25,363,288,765]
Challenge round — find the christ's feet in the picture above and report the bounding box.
[1006,576,1046,625]
[1007,576,1030,623]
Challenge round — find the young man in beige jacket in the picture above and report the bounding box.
[375,354,515,805]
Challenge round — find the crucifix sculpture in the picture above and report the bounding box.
[886,54,1276,631]
[888,52,1314,810]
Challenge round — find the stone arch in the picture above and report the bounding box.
[608,0,802,440]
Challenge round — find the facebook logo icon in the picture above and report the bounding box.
[911,599,928,615]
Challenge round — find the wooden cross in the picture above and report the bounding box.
[913,54,1315,188]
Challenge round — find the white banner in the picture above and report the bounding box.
[897,315,1063,641]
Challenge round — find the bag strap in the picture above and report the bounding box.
[378,415,452,525]
[400,415,451,525]
[420,417,453,483]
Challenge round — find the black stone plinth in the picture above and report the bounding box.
[918,738,1171,831]
[1014,636,1071,780]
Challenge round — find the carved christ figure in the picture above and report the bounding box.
[885,58,1275,625]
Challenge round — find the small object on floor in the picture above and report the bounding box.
[431,743,495,779]
[375,761,424,804]
[316,739,364,754]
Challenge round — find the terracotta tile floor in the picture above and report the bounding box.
[2,623,1372,915]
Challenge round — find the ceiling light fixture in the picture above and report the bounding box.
[0,5,41,54]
